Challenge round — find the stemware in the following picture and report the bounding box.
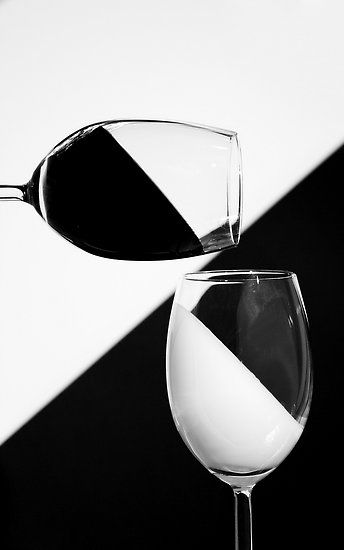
[166,270,312,549]
[0,119,242,260]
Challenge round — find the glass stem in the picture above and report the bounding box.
[234,488,253,550]
[0,184,27,201]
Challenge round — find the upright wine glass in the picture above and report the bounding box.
[166,270,312,549]
[0,119,242,260]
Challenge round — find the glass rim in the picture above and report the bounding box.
[183,269,297,283]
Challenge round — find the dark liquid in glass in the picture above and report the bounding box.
[28,126,204,260]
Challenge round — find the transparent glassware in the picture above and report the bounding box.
[0,119,242,260]
[166,270,312,549]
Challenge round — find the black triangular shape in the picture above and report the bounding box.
[30,126,203,259]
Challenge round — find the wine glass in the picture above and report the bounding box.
[0,119,242,260]
[166,270,312,549]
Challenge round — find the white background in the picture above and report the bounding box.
[0,0,343,444]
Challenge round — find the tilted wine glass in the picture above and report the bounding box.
[166,270,312,549]
[0,119,242,260]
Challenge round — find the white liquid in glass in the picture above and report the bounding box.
[167,305,303,474]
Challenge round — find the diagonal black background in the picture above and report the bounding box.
[0,146,342,549]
